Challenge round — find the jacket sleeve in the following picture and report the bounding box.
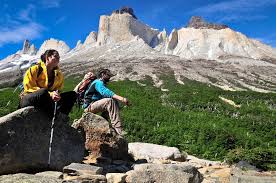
[23,65,41,93]
[95,81,115,98]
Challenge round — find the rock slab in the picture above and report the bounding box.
[72,112,129,161]
[0,107,85,174]
[126,163,203,183]
[128,142,185,162]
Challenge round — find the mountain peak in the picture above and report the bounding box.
[112,6,137,19]
[21,40,37,55]
[187,16,228,30]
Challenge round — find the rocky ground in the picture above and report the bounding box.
[0,107,275,183]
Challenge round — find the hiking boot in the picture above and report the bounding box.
[116,130,128,137]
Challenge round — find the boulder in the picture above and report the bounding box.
[126,163,203,183]
[35,171,63,179]
[0,107,85,174]
[230,167,276,183]
[72,113,129,161]
[128,142,185,162]
[63,163,103,176]
[106,173,127,183]
[0,173,62,183]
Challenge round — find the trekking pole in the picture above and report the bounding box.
[6,85,19,106]
[48,92,58,166]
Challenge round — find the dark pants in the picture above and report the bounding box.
[20,88,77,116]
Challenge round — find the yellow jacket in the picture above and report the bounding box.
[23,60,64,96]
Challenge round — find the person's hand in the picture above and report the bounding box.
[84,72,95,80]
[122,98,130,106]
[52,91,61,102]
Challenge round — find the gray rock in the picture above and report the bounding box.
[63,174,107,183]
[131,163,203,182]
[0,173,62,183]
[97,13,159,46]
[230,167,276,183]
[128,142,185,162]
[63,163,103,175]
[126,170,194,183]
[22,40,31,54]
[37,38,70,56]
[72,113,129,161]
[35,171,63,179]
[106,173,127,183]
[126,163,203,183]
[235,161,260,171]
[187,16,228,30]
[0,107,85,174]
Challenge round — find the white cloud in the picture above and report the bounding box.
[0,22,44,47]
[217,15,267,23]
[192,0,276,14]
[18,4,36,22]
[190,0,276,23]
[55,16,66,25]
[41,0,61,8]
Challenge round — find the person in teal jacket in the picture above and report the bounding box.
[83,69,129,135]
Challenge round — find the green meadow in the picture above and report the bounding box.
[1,75,275,170]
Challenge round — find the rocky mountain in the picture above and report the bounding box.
[37,38,70,56]
[0,7,276,92]
[21,40,37,55]
[187,16,228,30]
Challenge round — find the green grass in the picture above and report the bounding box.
[0,75,275,170]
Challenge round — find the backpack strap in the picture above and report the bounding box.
[37,62,43,78]
[28,62,43,78]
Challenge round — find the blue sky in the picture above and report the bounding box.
[1,0,276,60]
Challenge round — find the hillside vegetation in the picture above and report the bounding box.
[1,75,275,170]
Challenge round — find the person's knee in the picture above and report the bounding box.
[37,88,48,94]
[37,88,50,98]
[105,98,116,104]
[61,91,77,101]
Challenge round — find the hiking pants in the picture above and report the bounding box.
[84,98,122,134]
[20,88,77,116]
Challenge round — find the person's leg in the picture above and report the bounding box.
[85,98,122,134]
[58,91,77,115]
[20,88,54,115]
[101,111,109,121]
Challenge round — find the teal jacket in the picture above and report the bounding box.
[83,79,114,108]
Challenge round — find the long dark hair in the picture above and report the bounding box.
[40,49,59,63]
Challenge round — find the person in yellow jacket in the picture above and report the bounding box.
[20,49,77,116]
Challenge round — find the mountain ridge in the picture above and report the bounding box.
[0,8,275,93]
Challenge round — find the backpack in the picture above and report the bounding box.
[76,75,97,106]
[18,62,43,96]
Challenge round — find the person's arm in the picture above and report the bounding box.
[95,81,115,98]
[74,72,94,92]
[95,81,130,105]
[112,94,129,106]
[74,81,82,92]
[49,70,64,101]
[23,65,41,93]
